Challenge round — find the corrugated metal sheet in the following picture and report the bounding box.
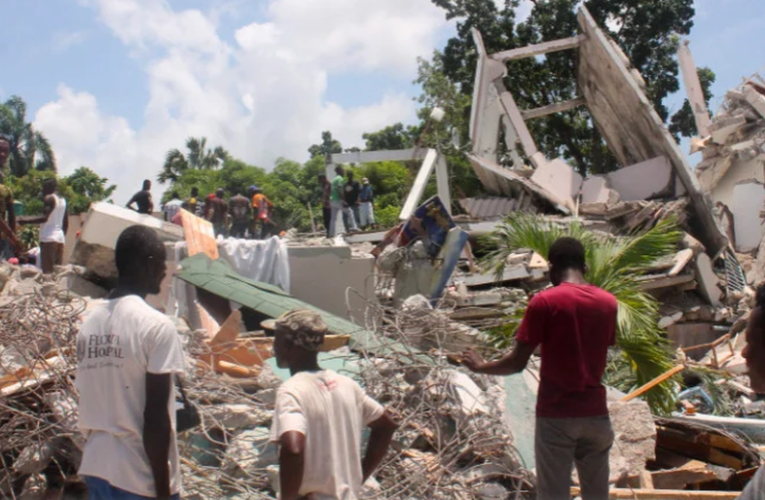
[459,197,518,219]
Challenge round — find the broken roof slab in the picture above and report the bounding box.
[177,253,432,363]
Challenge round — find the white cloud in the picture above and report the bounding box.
[37,0,446,202]
[52,31,88,52]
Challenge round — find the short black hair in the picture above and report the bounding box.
[171,191,180,199]
[142,179,151,189]
[191,186,199,195]
[548,237,586,272]
[756,283,765,309]
[115,226,165,277]
[43,178,57,190]
[335,166,344,175]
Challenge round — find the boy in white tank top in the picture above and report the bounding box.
[23,178,68,273]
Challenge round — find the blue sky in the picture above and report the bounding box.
[0,0,762,202]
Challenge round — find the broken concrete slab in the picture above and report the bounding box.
[743,84,765,119]
[731,181,765,253]
[581,176,619,205]
[606,400,657,483]
[603,156,673,201]
[70,202,183,287]
[529,158,582,211]
[709,115,748,145]
[695,253,723,307]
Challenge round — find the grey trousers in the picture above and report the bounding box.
[535,416,614,500]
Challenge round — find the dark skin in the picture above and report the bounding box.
[110,245,174,500]
[127,182,154,214]
[0,173,16,233]
[461,265,587,374]
[21,181,69,234]
[273,332,398,500]
[743,305,765,394]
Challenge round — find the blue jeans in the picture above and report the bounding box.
[84,476,181,500]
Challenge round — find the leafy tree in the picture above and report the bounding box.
[158,137,228,184]
[64,167,117,213]
[431,0,697,176]
[0,96,56,176]
[484,214,683,414]
[362,123,418,151]
[669,66,716,140]
[7,167,115,215]
[308,131,343,159]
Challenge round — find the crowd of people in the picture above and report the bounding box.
[128,166,377,241]
[127,181,277,239]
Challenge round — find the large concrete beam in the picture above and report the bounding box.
[330,148,428,165]
[399,149,439,221]
[491,36,583,62]
[677,41,711,137]
[576,6,727,256]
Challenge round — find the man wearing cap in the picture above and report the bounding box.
[358,178,375,230]
[270,309,397,500]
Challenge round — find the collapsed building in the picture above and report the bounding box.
[0,5,764,500]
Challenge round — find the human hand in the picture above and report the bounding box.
[460,348,485,373]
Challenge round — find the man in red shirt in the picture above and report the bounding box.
[462,237,617,500]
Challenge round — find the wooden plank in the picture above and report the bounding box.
[637,273,695,291]
[570,487,738,499]
[399,149,438,221]
[491,35,583,61]
[621,365,685,402]
[330,148,428,165]
[521,97,586,120]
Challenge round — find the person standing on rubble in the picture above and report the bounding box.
[461,237,618,500]
[126,179,154,215]
[22,178,68,274]
[205,188,228,237]
[228,189,251,239]
[187,186,201,217]
[318,174,331,238]
[329,166,357,237]
[739,284,765,498]
[0,140,17,261]
[162,192,183,223]
[343,171,361,233]
[250,185,275,239]
[358,177,375,230]
[271,308,398,500]
[76,225,185,500]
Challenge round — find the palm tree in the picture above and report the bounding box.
[158,137,228,184]
[0,96,56,176]
[483,214,683,414]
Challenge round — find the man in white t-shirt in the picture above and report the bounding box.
[162,192,183,224]
[76,225,185,500]
[270,309,397,500]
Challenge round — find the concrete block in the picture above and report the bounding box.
[70,202,183,287]
[287,245,376,319]
[581,176,619,204]
[743,85,765,119]
[530,158,582,209]
[604,156,673,201]
[709,115,747,145]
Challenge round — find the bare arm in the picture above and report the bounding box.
[461,341,536,376]
[126,194,138,211]
[362,411,397,482]
[20,195,55,225]
[144,373,173,500]
[279,430,306,500]
[62,203,69,235]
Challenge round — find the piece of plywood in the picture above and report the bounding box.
[521,97,586,121]
[576,7,727,256]
[180,208,219,260]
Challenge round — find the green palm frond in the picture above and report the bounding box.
[482,213,683,414]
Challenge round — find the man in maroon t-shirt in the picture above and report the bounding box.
[462,237,618,500]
